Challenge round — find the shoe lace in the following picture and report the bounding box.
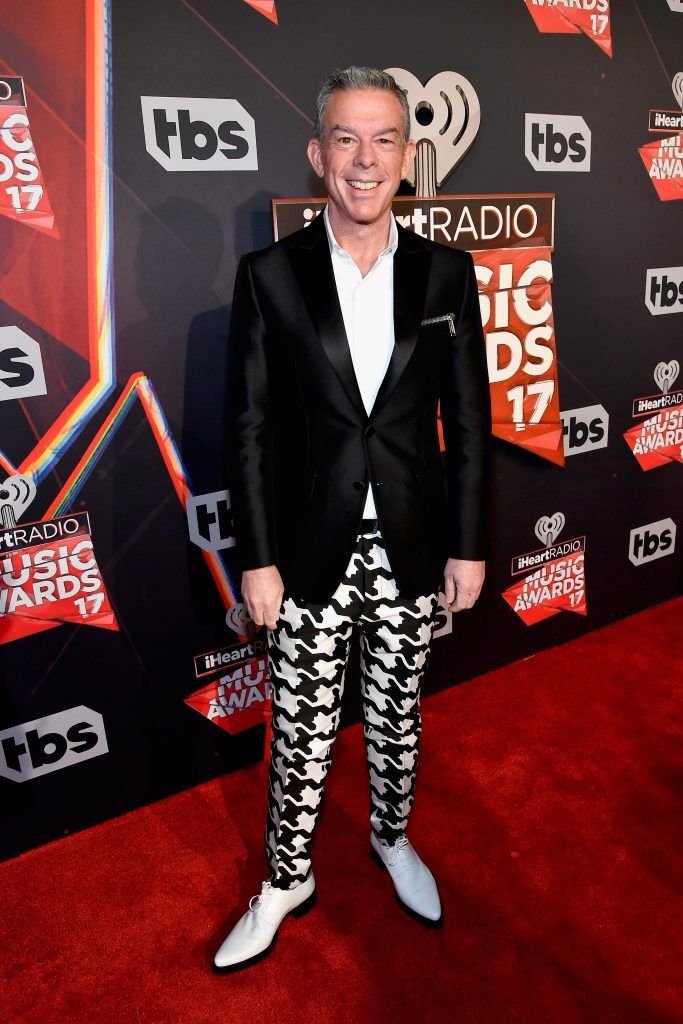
[387,834,410,867]
[248,880,273,912]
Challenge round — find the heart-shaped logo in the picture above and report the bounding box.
[535,512,565,547]
[654,360,679,394]
[0,474,36,528]
[384,68,480,195]
[672,71,683,109]
[225,602,259,638]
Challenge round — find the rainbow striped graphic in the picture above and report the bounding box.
[1,2,115,485]
[43,371,241,617]
[1,1,242,629]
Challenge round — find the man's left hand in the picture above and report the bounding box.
[443,558,485,613]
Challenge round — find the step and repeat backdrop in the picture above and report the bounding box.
[0,0,681,859]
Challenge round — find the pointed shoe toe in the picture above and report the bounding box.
[370,833,443,928]
[398,872,443,927]
[213,873,317,972]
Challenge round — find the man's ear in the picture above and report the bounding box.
[307,137,324,178]
[401,138,416,181]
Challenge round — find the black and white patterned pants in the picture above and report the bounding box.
[264,520,440,890]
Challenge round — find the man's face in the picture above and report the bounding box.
[307,88,415,227]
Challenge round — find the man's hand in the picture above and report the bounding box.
[241,565,285,630]
[443,558,485,613]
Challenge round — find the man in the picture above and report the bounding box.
[214,66,491,972]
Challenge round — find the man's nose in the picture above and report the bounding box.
[355,140,377,167]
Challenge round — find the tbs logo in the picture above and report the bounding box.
[645,267,683,316]
[525,114,591,172]
[561,404,609,456]
[141,97,257,171]
[629,518,676,566]
[0,326,47,401]
[187,489,235,552]
[0,706,108,782]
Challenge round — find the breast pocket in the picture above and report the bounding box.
[420,313,457,337]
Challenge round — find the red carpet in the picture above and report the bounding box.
[3,598,682,1024]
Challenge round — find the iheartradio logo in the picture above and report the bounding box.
[384,68,480,195]
[504,512,587,625]
[0,474,36,528]
[535,513,565,547]
[654,360,679,393]
[225,602,259,639]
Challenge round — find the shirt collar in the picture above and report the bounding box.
[323,204,398,263]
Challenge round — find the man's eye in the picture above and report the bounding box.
[377,138,393,145]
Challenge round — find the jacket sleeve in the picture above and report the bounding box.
[439,249,492,561]
[225,254,278,570]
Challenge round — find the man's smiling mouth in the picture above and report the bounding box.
[347,180,381,190]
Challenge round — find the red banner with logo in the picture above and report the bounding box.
[185,653,271,735]
[473,246,564,466]
[524,0,612,58]
[624,408,683,470]
[638,133,683,202]
[0,77,56,236]
[502,546,587,625]
[0,512,118,645]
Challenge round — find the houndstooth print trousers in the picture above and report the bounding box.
[264,519,440,890]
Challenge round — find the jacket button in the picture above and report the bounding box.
[353,480,365,490]
[364,425,375,437]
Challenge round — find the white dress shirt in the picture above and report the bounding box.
[323,204,398,518]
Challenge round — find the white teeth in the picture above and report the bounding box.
[348,180,380,190]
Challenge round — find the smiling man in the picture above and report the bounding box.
[214,67,491,972]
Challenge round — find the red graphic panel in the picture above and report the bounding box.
[474,247,564,466]
[524,0,612,57]
[0,511,118,645]
[638,134,683,202]
[0,2,90,361]
[0,78,56,236]
[242,0,279,24]
[502,549,586,625]
[185,654,271,735]
[624,408,683,470]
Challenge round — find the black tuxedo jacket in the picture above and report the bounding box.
[225,207,492,603]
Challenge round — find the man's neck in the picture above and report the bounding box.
[326,204,393,276]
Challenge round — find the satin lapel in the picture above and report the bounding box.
[368,232,432,421]
[287,215,367,419]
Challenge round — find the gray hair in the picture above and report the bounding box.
[313,66,411,145]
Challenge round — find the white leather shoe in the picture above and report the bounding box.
[213,872,317,972]
[370,831,442,927]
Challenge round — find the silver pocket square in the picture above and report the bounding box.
[421,313,457,336]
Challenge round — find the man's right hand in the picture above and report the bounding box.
[241,565,285,630]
